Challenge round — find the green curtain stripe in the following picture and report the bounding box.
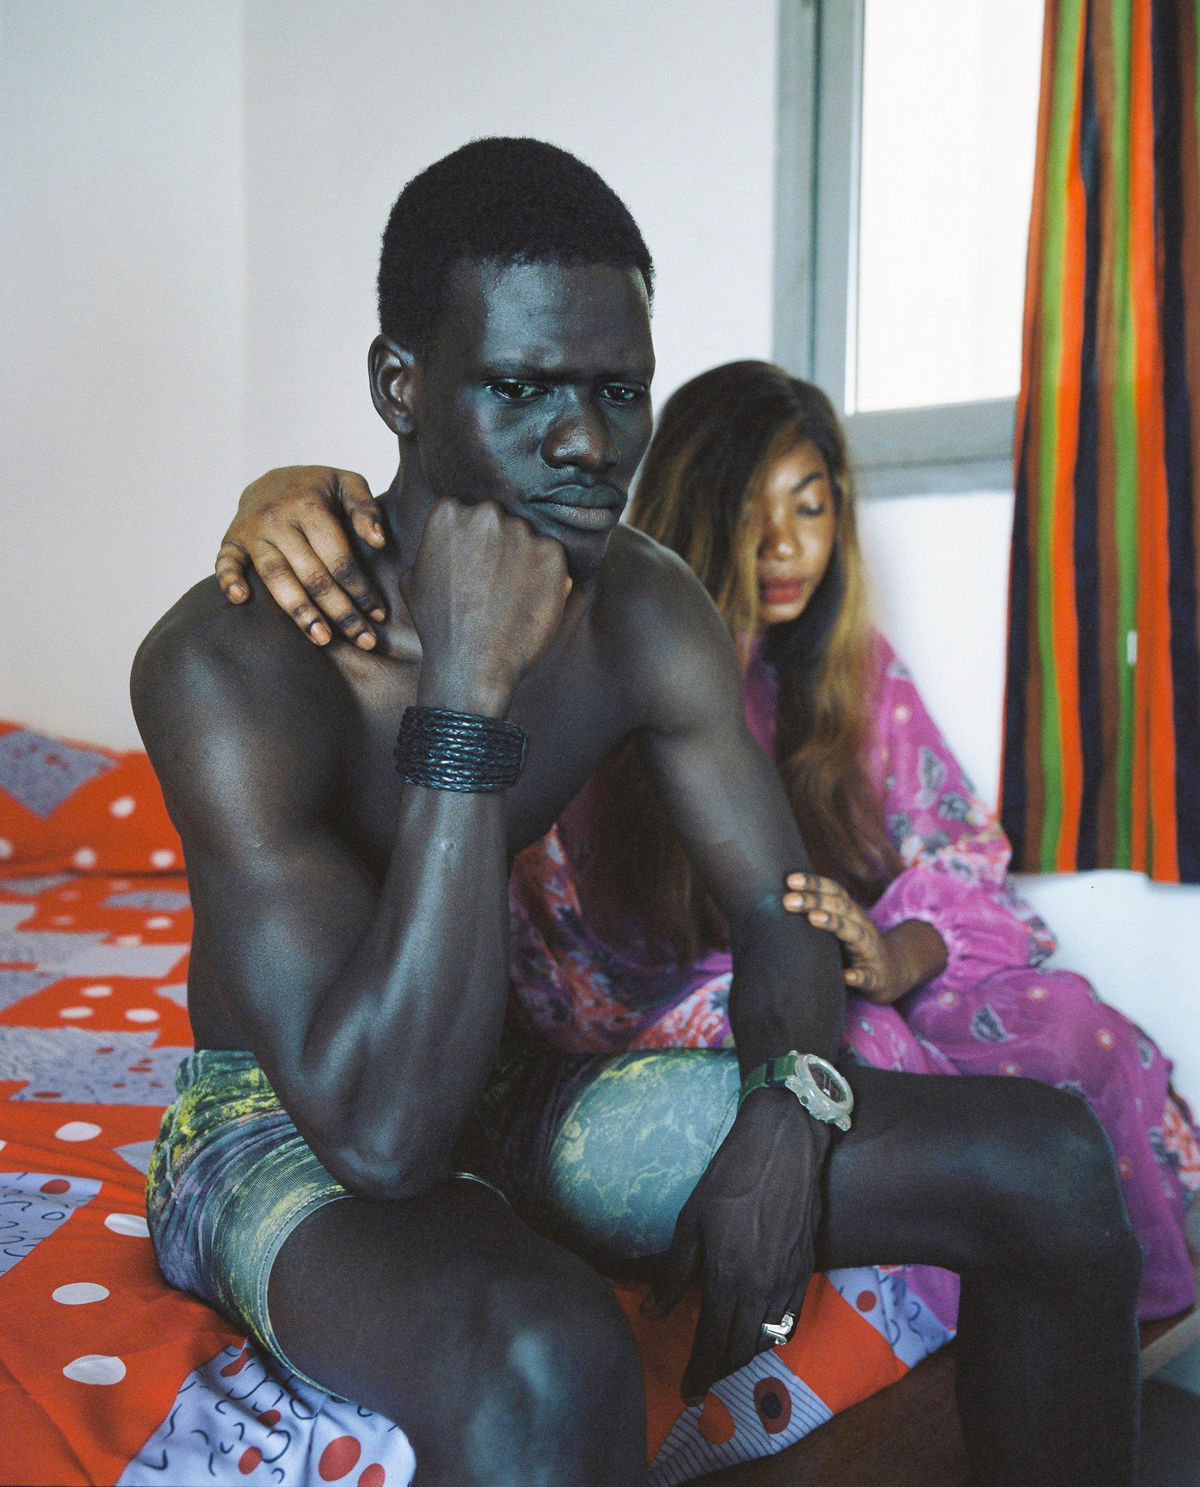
[1004,0,1199,882]
[1036,0,1087,869]
[1109,0,1137,869]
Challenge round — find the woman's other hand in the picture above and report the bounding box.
[215,467,388,649]
[782,873,947,1004]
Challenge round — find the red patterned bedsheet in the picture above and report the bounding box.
[0,723,950,1485]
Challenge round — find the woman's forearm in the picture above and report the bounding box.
[882,918,948,1001]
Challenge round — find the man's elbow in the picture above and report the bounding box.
[319,1125,451,1203]
[733,890,841,972]
[732,888,805,946]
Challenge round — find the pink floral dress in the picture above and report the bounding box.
[509,634,1200,1319]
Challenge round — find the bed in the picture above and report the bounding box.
[0,718,965,1485]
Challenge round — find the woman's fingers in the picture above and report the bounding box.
[784,881,864,936]
[783,874,844,912]
[806,899,855,945]
[334,470,388,556]
[305,515,388,629]
[256,531,379,650]
[244,539,335,644]
[783,876,887,988]
[217,525,340,645]
[215,542,252,603]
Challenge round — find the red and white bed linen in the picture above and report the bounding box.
[0,723,950,1484]
[0,866,954,1486]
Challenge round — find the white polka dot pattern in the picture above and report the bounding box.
[55,1121,102,1142]
[52,1282,109,1305]
[104,1212,149,1238]
[62,1354,126,1385]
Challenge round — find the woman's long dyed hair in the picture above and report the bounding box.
[590,361,900,963]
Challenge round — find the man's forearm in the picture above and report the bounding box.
[294,783,512,1198]
[727,898,846,1077]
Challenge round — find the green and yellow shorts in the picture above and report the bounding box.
[146,1038,742,1385]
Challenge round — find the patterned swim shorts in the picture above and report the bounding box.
[147,1050,353,1388]
[146,1037,742,1384]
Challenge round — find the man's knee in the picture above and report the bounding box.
[463,1265,642,1480]
[494,1267,640,1411]
[962,1079,1140,1292]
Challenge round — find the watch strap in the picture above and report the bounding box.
[738,1052,802,1110]
[739,1051,854,1131]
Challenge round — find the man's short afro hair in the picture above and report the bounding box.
[377,136,654,354]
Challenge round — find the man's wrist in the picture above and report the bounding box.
[739,1052,854,1131]
[415,661,514,719]
[394,707,528,793]
[737,1083,835,1147]
[733,1011,842,1077]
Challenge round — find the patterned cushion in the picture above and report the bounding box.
[0,722,182,874]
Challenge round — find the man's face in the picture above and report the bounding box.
[409,258,655,579]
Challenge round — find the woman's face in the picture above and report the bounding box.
[750,440,838,628]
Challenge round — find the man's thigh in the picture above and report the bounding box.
[525,1050,1118,1285]
[267,1176,644,1484]
[509,1049,1048,1277]
[817,1063,1119,1275]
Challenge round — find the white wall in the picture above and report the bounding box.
[240,0,777,490]
[0,0,246,748]
[2,3,1195,1093]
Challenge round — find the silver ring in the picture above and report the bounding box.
[760,1310,797,1347]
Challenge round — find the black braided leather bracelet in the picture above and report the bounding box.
[393,705,528,792]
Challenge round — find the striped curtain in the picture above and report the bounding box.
[1001,0,1200,882]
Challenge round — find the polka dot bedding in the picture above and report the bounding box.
[0,729,951,1485]
[0,723,184,877]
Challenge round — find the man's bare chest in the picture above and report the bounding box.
[322,628,636,873]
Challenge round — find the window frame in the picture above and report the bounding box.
[772,0,1019,498]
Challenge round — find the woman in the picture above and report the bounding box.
[216,361,1198,1320]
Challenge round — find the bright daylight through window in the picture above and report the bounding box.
[854,0,1044,414]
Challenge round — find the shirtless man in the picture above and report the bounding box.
[132,138,1141,1486]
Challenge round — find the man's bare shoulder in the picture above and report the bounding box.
[599,524,725,632]
[131,574,344,795]
[595,525,744,725]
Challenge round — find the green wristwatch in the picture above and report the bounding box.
[738,1051,854,1132]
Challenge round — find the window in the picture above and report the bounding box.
[774,0,1044,495]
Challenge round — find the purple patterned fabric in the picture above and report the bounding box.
[861,637,1198,1319]
[508,633,1200,1319]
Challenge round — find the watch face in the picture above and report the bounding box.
[809,1061,843,1100]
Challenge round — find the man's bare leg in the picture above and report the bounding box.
[267,1179,645,1487]
[818,1067,1142,1487]
[528,1050,1140,1485]
[269,1062,1139,1487]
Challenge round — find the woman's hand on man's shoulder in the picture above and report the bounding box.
[215,466,388,651]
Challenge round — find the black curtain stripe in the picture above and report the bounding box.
[1152,0,1200,880]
